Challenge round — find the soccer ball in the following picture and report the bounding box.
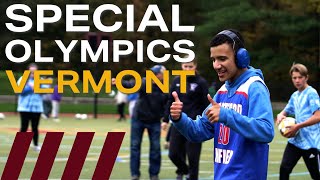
[80,114,88,120]
[0,113,5,120]
[278,117,296,136]
[75,113,82,119]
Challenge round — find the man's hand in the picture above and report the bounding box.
[170,91,183,120]
[161,122,168,131]
[276,114,286,125]
[205,94,220,123]
[283,124,300,138]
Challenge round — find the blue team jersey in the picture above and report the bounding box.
[213,76,270,180]
[172,67,274,180]
[284,86,320,150]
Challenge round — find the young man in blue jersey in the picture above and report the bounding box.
[276,63,320,180]
[169,29,274,179]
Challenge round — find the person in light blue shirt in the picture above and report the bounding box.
[276,63,320,180]
[17,63,44,152]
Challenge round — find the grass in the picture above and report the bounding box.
[0,103,127,114]
[0,114,312,179]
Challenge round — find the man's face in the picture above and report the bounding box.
[210,43,239,82]
[181,62,196,71]
[291,71,308,91]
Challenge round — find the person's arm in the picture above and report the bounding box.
[297,110,320,128]
[218,81,274,143]
[298,92,320,128]
[285,92,320,137]
[170,91,214,142]
[276,110,288,124]
[19,77,33,95]
[172,111,215,143]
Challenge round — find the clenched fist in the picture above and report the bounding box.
[205,94,220,123]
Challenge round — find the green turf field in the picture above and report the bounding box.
[0,115,311,179]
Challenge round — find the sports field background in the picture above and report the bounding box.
[0,114,311,180]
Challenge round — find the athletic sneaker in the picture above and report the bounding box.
[150,175,159,180]
[53,118,60,122]
[33,146,41,152]
[131,175,139,180]
[176,174,183,180]
[41,114,48,119]
[185,174,190,180]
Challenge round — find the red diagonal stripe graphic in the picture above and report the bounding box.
[31,132,64,180]
[1,132,33,180]
[92,132,125,179]
[61,132,94,180]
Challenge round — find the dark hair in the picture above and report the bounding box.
[210,29,245,53]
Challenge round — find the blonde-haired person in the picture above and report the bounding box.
[276,63,320,180]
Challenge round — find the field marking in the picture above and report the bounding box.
[0,136,310,179]
[268,172,311,178]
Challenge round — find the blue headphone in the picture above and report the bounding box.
[217,30,250,68]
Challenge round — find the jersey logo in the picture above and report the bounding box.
[218,124,230,145]
[190,83,198,91]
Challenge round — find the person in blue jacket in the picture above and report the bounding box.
[276,63,320,180]
[169,29,274,180]
[17,63,44,152]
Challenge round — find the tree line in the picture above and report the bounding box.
[0,0,319,101]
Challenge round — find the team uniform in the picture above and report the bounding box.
[171,67,274,180]
[280,86,320,179]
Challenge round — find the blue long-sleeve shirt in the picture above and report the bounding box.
[284,86,320,150]
[171,67,274,180]
[17,77,43,113]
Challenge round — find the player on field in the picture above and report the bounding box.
[169,29,274,179]
[276,63,320,180]
[17,63,43,152]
